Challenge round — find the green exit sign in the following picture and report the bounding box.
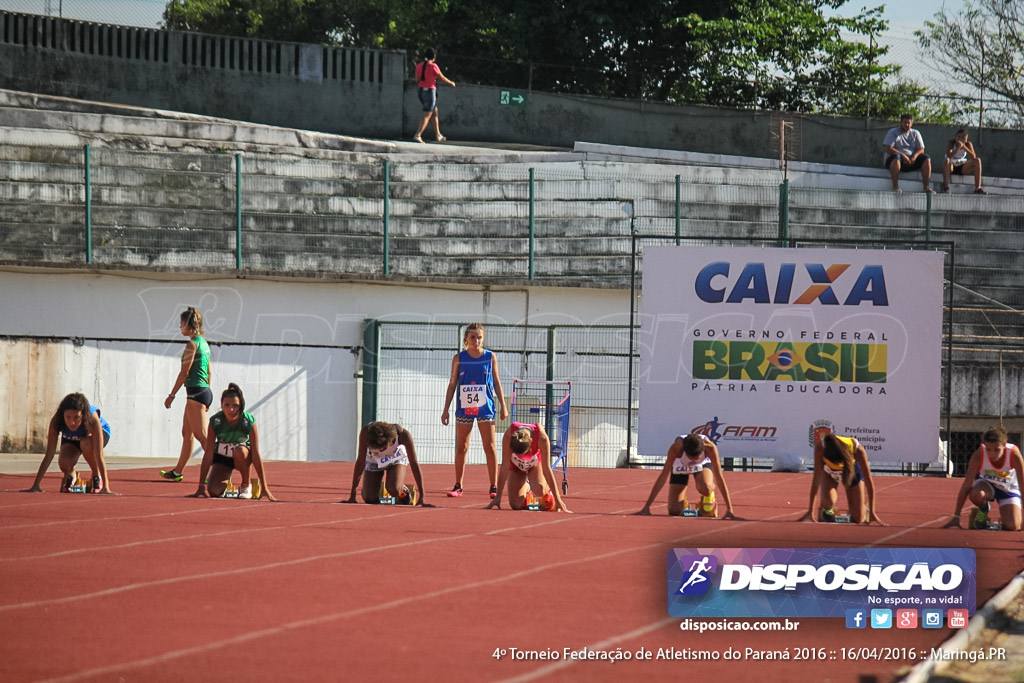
[499,90,528,106]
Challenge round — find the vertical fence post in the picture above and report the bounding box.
[925,191,932,243]
[528,167,536,279]
[674,175,681,246]
[383,160,390,276]
[545,326,556,436]
[361,319,380,423]
[778,179,790,241]
[235,153,242,270]
[83,144,92,264]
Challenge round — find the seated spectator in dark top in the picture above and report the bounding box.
[942,129,987,195]
[882,114,934,194]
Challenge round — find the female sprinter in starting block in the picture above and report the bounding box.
[344,422,427,506]
[190,383,274,500]
[25,392,113,494]
[636,433,735,518]
[942,426,1023,531]
[485,422,570,512]
[799,433,885,525]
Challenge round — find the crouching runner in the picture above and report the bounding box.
[344,422,427,506]
[486,422,570,512]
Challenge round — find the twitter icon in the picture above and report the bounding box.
[870,609,893,629]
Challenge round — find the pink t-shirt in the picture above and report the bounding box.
[416,61,440,89]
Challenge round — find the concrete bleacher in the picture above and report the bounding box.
[2,88,1024,323]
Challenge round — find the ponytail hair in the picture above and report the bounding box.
[221,382,245,411]
[180,306,204,336]
[822,434,856,488]
[418,48,437,83]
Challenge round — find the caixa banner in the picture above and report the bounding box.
[667,548,975,618]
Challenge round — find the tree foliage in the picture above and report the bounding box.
[162,0,927,118]
[918,0,1024,126]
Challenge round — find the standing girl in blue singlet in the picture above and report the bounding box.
[441,322,508,498]
[637,433,736,518]
[799,433,886,525]
[160,307,211,482]
[943,426,1024,531]
[26,393,113,494]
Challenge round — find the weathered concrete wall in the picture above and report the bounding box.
[0,270,629,461]
[426,83,1024,180]
[0,11,405,138]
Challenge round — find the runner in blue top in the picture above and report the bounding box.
[26,392,113,494]
[160,307,211,483]
[191,383,275,500]
[441,322,508,498]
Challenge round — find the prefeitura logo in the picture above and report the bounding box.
[667,548,976,619]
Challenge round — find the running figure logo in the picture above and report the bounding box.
[677,554,718,595]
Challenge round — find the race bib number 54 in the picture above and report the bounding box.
[460,384,486,413]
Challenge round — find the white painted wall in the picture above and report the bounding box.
[0,271,629,462]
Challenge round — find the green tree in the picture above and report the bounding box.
[161,0,927,117]
[918,0,1024,126]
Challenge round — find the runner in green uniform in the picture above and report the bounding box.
[160,307,211,482]
[191,383,274,500]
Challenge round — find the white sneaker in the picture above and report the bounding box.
[238,484,253,500]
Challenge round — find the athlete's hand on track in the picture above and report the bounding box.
[23,485,42,493]
[189,487,209,498]
[868,511,888,526]
[633,508,652,516]
[941,516,962,529]
[722,510,739,520]
[797,511,816,523]
[258,489,277,502]
[341,494,358,504]
[485,499,500,510]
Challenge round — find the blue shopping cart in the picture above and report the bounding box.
[509,379,571,495]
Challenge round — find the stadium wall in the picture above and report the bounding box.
[0,270,626,462]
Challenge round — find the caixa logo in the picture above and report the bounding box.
[694,262,888,306]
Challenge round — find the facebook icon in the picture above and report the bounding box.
[846,609,867,629]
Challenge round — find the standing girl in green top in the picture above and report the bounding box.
[160,307,211,482]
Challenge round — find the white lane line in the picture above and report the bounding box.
[37,514,787,683]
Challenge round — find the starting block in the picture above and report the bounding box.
[65,476,92,493]
[969,509,1002,530]
[820,509,853,523]
[682,504,698,517]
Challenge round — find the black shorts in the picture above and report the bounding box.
[61,432,111,449]
[212,453,236,470]
[885,154,929,172]
[186,386,213,408]
[670,473,690,486]
[950,163,966,175]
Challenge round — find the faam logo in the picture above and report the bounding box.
[694,262,889,306]
[692,417,777,442]
[676,555,718,596]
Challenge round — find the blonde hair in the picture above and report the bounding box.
[510,426,533,454]
[462,322,485,348]
[180,307,204,336]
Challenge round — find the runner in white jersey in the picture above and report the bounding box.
[944,426,1024,531]
[345,422,428,506]
[637,433,736,518]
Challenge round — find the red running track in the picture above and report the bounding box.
[0,464,1019,683]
